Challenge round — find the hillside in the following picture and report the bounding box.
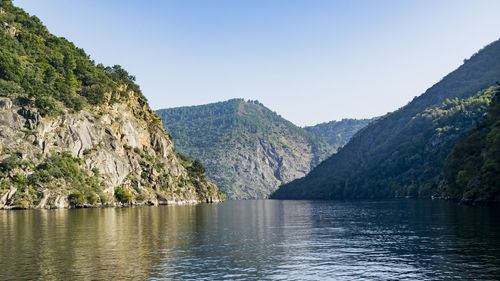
[156,99,334,199]
[272,38,500,202]
[304,118,374,150]
[437,85,500,203]
[0,1,222,209]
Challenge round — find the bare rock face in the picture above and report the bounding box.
[0,97,12,110]
[157,99,334,199]
[0,96,222,209]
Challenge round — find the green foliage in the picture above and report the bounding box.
[176,152,191,167]
[282,37,500,202]
[273,35,500,201]
[219,192,227,201]
[11,173,26,184]
[441,86,500,202]
[114,186,132,203]
[189,160,205,175]
[0,1,144,115]
[304,118,375,150]
[91,167,100,175]
[272,82,499,200]
[68,190,85,206]
[26,151,103,206]
[28,151,82,183]
[0,154,21,172]
[0,150,104,206]
[156,99,333,199]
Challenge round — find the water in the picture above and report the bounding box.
[1,200,500,280]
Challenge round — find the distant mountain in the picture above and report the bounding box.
[157,99,334,199]
[437,85,500,203]
[304,118,375,151]
[272,38,500,203]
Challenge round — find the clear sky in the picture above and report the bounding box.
[12,0,500,126]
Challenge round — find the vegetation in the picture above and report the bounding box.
[272,38,500,202]
[0,1,223,208]
[0,1,145,116]
[440,86,500,202]
[0,151,103,207]
[114,187,133,203]
[304,118,375,151]
[157,99,333,199]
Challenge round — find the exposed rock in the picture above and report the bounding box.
[0,98,12,110]
[0,96,223,209]
[157,99,334,199]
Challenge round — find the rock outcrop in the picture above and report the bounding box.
[157,99,334,199]
[0,0,222,209]
[0,94,222,209]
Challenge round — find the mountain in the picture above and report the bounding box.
[437,85,500,204]
[156,99,334,199]
[0,1,222,209]
[304,118,375,150]
[272,38,500,202]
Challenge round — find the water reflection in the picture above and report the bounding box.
[0,200,499,280]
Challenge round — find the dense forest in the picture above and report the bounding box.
[438,85,500,203]
[304,118,375,150]
[0,1,146,116]
[272,38,500,204]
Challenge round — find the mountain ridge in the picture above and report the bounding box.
[304,118,375,151]
[157,98,336,199]
[272,38,500,203]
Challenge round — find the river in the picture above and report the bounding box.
[1,199,499,280]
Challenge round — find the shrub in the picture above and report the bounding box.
[114,187,132,203]
[188,160,205,175]
[12,173,26,184]
[0,155,20,172]
[85,191,98,205]
[68,190,85,206]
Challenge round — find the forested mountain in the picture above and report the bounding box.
[437,85,500,203]
[304,118,375,150]
[0,1,221,209]
[272,38,500,203]
[157,99,334,199]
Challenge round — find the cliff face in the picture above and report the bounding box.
[0,1,221,209]
[157,99,334,199]
[0,95,221,209]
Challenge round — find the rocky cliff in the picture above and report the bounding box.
[157,99,334,199]
[0,1,222,209]
[0,94,221,209]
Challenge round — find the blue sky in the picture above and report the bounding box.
[13,0,500,126]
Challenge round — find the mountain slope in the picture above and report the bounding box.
[0,1,221,209]
[156,99,334,199]
[437,86,500,203]
[272,38,500,201]
[304,118,375,150]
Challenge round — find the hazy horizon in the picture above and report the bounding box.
[13,0,500,126]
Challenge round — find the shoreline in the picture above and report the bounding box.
[0,198,223,210]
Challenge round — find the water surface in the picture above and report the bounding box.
[1,200,499,280]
